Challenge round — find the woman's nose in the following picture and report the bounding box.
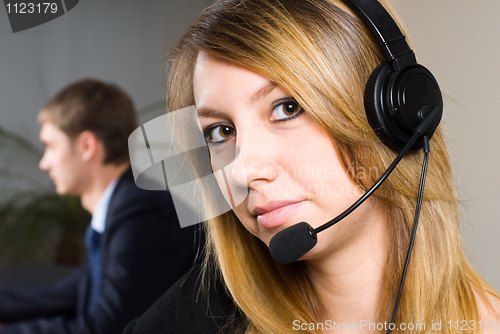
[229,128,278,189]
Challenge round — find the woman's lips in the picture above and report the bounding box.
[256,201,306,229]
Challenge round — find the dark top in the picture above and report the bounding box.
[123,264,243,334]
[0,168,202,334]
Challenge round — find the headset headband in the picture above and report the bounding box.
[340,0,443,150]
[343,0,416,68]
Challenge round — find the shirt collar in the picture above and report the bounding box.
[90,178,119,233]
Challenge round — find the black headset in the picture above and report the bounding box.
[343,0,442,150]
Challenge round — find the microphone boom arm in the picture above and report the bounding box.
[313,105,441,235]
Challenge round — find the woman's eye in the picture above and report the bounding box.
[271,100,304,121]
[206,124,235,143]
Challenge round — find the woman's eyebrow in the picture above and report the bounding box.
[250,82,277,104]
[196,107,228,119]
[197,82,278,119]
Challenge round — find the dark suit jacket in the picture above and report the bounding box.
[0,168,201,334]
[123,265,241,334]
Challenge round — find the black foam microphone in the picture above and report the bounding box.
[268,106,442,265]
[268,222,317,265]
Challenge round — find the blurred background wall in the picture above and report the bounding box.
[0,0,498,289]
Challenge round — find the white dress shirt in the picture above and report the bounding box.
[90,178,119,233]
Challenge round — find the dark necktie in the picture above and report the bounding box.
[85,225,102,314]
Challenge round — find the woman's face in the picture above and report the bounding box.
[193,51,382,261]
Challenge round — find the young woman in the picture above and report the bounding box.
[125,0,500,333]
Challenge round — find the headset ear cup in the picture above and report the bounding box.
[364,62,442,151]
[364,62,403,150]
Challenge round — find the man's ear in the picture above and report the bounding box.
[75,131,102,163]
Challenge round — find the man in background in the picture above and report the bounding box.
[0,79,200,333]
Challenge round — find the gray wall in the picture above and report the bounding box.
[0,0,498,289]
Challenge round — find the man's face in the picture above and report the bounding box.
[39,122,86,196]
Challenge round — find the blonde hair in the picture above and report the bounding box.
[166,0,499,332]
